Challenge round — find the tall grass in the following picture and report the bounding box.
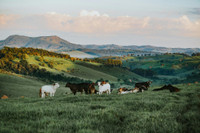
[0,83,199,133]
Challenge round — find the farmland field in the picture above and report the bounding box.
[0,73,200,133]
[0,47,200,133]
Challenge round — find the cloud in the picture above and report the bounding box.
[0,10,200,38]
[190,8,200,15]
[80,10,101,17]
[41,11,151,33]
[0,14,18,27]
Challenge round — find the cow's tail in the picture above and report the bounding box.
[39,88,42,97]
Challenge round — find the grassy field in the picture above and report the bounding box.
[0,73,70,98]
[25,55,132,83]
[0,73,200,133]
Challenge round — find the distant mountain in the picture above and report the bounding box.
[0,35,82,51]
[83,44,123,49]
[83,44,200,55]
[0,35,199,56]
[123,45,200,54]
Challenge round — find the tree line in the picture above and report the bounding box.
[0,47,91,83]
[0,46,71,60]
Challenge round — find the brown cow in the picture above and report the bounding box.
[88,83,97,94]
[65,83,97,95]
[153,84,180,92]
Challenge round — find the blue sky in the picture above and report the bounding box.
[0,0,200,48]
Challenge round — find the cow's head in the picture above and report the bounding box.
[53,83,60,88]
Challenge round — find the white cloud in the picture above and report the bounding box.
[0,11,200,39]
[0,14,18,27]
[80,10,101,17]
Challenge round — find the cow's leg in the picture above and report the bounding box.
[108,89,111,94]
[41,92,45,98]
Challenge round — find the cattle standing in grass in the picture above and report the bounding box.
[153,84,180,92]
[39,83,60,98]
[65,83,97,95]
[135,81,152,92]
[98,82,111,95]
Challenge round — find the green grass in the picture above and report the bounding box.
[24,55,149,83]
[25,55,119,82]
[76,61,149,82]
[0,73,69,98]
[0,73,200,133]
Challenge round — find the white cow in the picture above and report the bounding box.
[118,88,140,94]
[97,82,111,95]
[39,83,60,98]
[119,91,132,94]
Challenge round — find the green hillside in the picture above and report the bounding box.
[0,73,69,98]
[107,54,200,84]
[0,47,148,86]
[0,47,200,133]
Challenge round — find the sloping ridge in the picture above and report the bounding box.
[0,35,200,54]
[0,35,83,51]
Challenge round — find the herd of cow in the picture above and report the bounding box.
[39,81,180,98]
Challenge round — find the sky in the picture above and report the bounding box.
[0,0,200,48]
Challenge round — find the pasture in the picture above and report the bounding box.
[0,74,200,133]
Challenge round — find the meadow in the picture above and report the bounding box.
[0,47,200,132]
[0,73,200,133]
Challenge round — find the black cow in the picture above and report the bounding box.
[135,81,152,92]
[153,84,180,92]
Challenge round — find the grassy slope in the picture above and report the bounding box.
[24,55,148,83]
[0,73,199,133]
[0,73,70,98]
[25,55,119,82]
[122,55,200,82]
[76,61,149,82]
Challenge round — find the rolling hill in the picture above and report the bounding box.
[0,35,82,51]
[1,35,200,58]
[0,37,199,133]
[0,47,148,86]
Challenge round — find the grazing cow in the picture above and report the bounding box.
[98,82,111,95]
[65,83,97,95]
[135,81,152,92]
[39,83,60,98]
[153,84,180,92]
